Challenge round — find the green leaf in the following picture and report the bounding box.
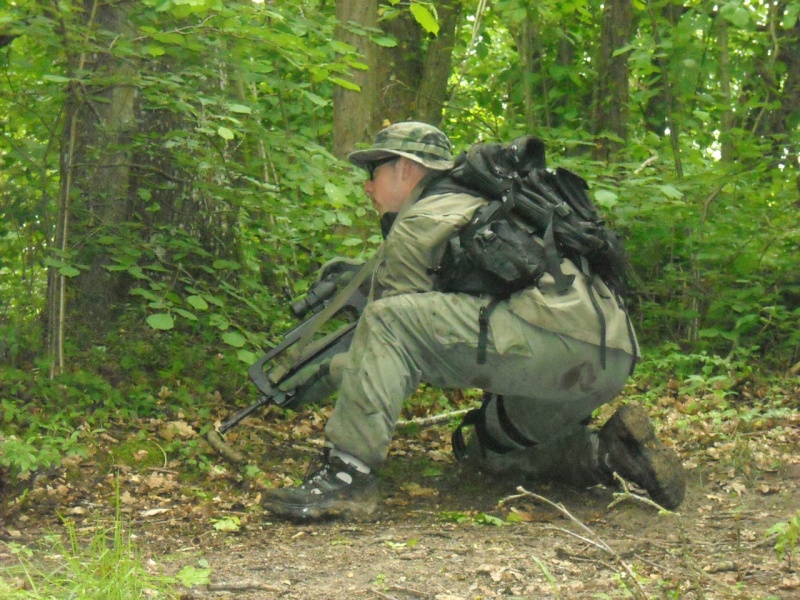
[237,349,258,364]
[209,314,229,330]
[177,565,211,587]
[146,45,166,57]
[217,126,234,140]
[186,295,209,310]
[147,313,174,330]
[409,3,439,35]
[212,259,240,270]
[303,91,328,107]
[173,308,198,321]
[58,266,80,278]
[475,513,505,526]
[593,189,618,209]
[659,184,683,200]
[371,35,397,48]
[43,74,71,83]
[329,77,361,91]
[211,516,241,532]
[222,331,246,348]
[720,2,750,28]
[227,103,252,114]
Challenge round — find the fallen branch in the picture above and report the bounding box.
[499,486,649,600]
[607,472,680,515]
[207,580,282,592]
[396,408,471,428]
[206,429,245,464]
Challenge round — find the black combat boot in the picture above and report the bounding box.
[261,448,379,521]
[597,404,686,510]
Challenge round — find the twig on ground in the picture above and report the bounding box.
[499,486,649,600]
[607,472,679,515]
[206,429,245,464]
[207,580,282,592]
[396,408,472,428]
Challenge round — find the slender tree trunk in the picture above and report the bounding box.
[592,0,633,161]
[376,1,461,125]
[761,1,800,187]
[333,0,461,154]
[717,15,735,161]
[508,7,541,133]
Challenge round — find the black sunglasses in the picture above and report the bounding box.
[366,156,399,181]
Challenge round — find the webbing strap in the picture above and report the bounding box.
[496,395,538,449]
[451,393,537,461]
[268,252,379,385]
[543,209,575,295]
[586,276,608,370]
[477,298,502,364]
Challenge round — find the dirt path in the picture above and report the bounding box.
[1,400,799,599]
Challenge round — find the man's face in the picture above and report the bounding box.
[362,156,408,216]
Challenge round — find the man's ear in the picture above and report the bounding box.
[399,157,427,182]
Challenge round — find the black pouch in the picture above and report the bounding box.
[436,209,547,297]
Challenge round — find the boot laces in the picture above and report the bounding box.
[300,450,353,494]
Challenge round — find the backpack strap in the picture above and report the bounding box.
[542,207,576,294]
[586,275,608,370]
[476,297,502,364]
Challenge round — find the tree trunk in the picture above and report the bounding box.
[717,14,735,161]
[761,1,800,185]
[507,8,541,133]
[333,0,380,158]
[592,0,633,161]
[414,1,463,127]
[332,0,461,153]
[48,0,139,372]
[377,2,461,125]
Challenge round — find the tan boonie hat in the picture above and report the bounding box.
[348,121,455,171]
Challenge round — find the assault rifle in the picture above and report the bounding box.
[215,258,369,436]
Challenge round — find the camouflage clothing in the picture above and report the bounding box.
[348,122,455,171]
[324,187,637,471]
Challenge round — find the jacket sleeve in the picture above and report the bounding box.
[372,192,486,299]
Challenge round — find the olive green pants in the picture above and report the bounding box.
[324,292,635,482]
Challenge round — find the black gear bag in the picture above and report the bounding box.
[430,135,628,299]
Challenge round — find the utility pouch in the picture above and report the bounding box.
[436,206,547,298]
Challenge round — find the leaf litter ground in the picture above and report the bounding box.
[1,385,799,600]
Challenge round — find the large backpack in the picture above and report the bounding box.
[421,135,634,368]
[427,135,627,299]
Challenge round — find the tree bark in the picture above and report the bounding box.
[592,0,633,161]
[332,0,461,156]
[414,2,462,127]
[333,0,380,158]
[48,0,139,371]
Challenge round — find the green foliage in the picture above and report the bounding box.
[176,563,211,588]
[0,0,797,390]
[766,510,800,566]
[1,503,177,599]
[443,0,798,365]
